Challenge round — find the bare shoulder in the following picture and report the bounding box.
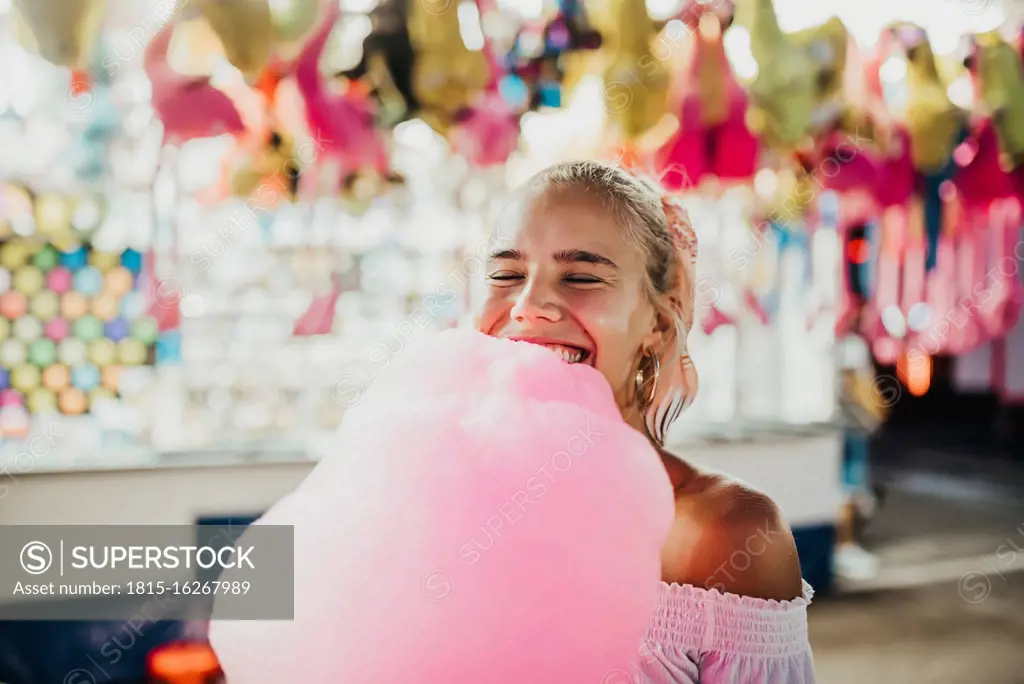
[661,465,804,602]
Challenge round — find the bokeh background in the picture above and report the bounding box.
[0,0,1022,681]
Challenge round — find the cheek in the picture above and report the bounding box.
[572,293,640,338]
[473,293,508,334]
[573,292,651,388]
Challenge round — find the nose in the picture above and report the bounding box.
[509,279,563,325]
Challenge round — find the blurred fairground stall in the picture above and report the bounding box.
[0,0,1023,679]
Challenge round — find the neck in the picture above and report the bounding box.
[618,398,648,437]
[659,449,689,489]
[619,399,694,491]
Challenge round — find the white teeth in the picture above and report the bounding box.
[540,344,584,364]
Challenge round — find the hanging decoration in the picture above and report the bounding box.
[656,0,758,191]
[144,23,247,144]
[741,0,820,151]
[193,0,274,80]
[504,0,603,110]
[269,0,325,62]
[407,0,491,135]
[294,2,399,205]
[341,0,420,127]
[11,0,107,84]
[1,0,1022,404]
[448,0,522,168]
[601,0,670,144]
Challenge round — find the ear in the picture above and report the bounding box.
[641,305,677,358]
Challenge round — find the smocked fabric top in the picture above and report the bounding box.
[630,580,816,683]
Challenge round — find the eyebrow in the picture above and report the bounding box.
[488,248,619,269]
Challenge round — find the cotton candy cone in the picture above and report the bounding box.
[210,329,673,684]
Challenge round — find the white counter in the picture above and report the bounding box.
[0,429,842,528]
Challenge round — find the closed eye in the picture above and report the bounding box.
[487,272,523,283]
[563,274,603,284]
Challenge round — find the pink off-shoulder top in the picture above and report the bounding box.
[628,580,816,683]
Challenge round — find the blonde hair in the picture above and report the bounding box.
[522,160,688,353]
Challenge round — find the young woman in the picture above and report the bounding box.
[476,161,816,682]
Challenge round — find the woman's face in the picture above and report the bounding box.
[475,186,664,419]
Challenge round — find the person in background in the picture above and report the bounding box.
[834,323,889,582]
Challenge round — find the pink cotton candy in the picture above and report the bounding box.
[210,329,673,684]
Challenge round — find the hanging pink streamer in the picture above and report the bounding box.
[292,273,341,336]
[295,2,389,180]
[449,0,520,168]
[144,24,245,144]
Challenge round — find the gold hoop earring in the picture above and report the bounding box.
[634,351,660,408]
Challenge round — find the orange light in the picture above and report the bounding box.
[70,69,91,96]
[148,642,221,683]
[255,64,283,105]
[898,352,932,397]
[848,238,870,264]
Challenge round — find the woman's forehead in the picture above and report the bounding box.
[491,186,631,253]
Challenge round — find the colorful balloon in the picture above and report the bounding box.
[30,291,60,321]
[270,0,321,60]
[27,388,58,414]
[47,266,74,294]
[0,340,25,367]
[100,364,121,391]
[91,293,119,321]
[156,331,183,365]
[32,245,61,271]
[118,292,143,320]
[12,315,43,342]
[195,0,273,79]
[71,363,101,391]
[104,317,130,342]
[0,241,31,270]
[11,0,107,68]
[145,23,246,144]
[88,338,117,366]
[0,390,25,408]
[131,316,159,345]
[0,291,28,318]
[74,266,103,295]
[60,292,89,320]
[294,5,394,188]
[89,251,120,272]
[117,338,147,365]
[45,317,70,342]
[42,364,71,391]
[72,314,104,342]
[58,387,88,414]
[28,339,57,367]
[120,249,143,275]
[59,247,89,271]
[10,364,40,392]
[103,267,134,296]
[57,338,88,366]
[35,195,73,237]
[13,266,44,297]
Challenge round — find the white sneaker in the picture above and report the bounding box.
[835,543,881,582]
